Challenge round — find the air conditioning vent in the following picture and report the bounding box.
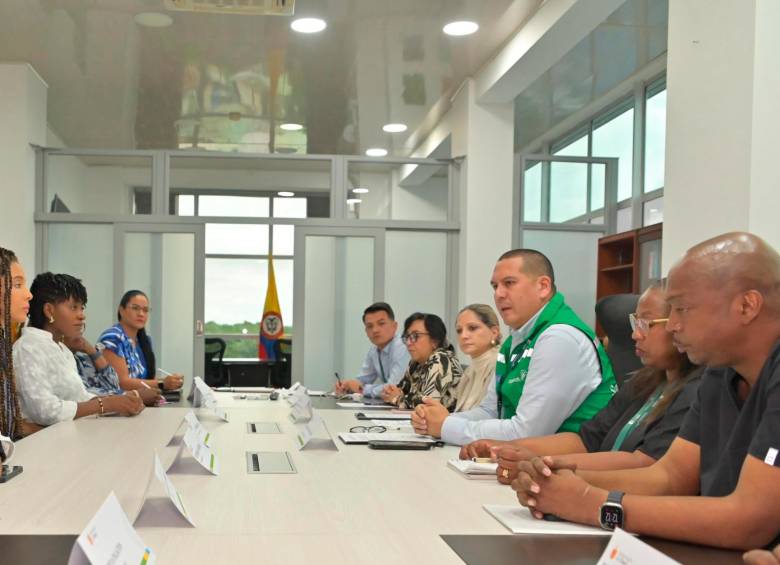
[164,0,294,16]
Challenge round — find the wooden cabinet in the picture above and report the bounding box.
[597,223,662,300]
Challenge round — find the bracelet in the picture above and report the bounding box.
[96,396,105,416]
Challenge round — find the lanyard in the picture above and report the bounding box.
[610,386,664,451]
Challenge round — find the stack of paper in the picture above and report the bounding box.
[483,505,611,536]
[338,432,436,445]
[447,459,498,480]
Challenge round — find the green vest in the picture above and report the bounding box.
[495,292,616,433]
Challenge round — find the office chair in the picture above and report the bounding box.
[595,293,642,388]
[204,337,227,387]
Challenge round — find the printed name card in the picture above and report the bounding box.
[154,453,195,526]
[68,491,155,565]
[182,425,220,475]
[192,379,229,421]
[289,394,313,423]
[295,414,337,451]
[597,528,680,565]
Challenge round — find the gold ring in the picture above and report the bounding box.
[501,468,510,479]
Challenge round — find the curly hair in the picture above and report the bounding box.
[0,247,23,439]
[28,272,88,330]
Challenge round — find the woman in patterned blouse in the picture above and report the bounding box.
[382,312,463,410]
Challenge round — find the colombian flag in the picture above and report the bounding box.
[258,256,284,360]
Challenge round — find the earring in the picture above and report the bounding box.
[49,316,55,324]
[490,339,497,346]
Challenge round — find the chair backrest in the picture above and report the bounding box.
[595,293,642,387]
[204,337,227,386]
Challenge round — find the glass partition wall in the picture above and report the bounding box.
[36,150,458,385]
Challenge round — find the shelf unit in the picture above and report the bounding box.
[597,222,663,300]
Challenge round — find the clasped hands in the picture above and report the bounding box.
[457,440,606,524]
[410,397,450,436]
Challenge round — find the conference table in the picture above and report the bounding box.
[0,393,745,564]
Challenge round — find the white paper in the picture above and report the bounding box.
[286,387,308,406]
[447,459,498,479]
[336,402,395,409]
[358,411,412,420]
[183,426,220,475]
[154,453,195,526]
[483,505,611,536]
[338,432,437,444]
[183,411,211,446]
[306,390,328,396]
[68,491,155,565]
[371,419,413,430]
[210,405,229,422]
[289,395,313,423]
[598,528,680,564]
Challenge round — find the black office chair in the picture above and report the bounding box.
[595,293,642,388]
[269,339,292,389]
[204,337,227,387]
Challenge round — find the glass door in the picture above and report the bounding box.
[292,227,385,391]
[113,223,205,389]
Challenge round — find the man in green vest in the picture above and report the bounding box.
[411,249,616,445]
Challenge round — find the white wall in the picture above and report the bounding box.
[663,0,780,269]
[161,234,195,384]
[0,64,47,268]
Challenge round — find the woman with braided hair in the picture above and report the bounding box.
[0,247,33,460]
[13,272,144,426]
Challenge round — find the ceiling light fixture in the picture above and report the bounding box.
[443,21,479,36]
[291,18,327,33]
[280,123,304,131]
[346,198,362,205]
[365,148,388,157]
[382,123,407,133]
[278,191,295,197]
[353,188,369,194]
[134,12,173,28]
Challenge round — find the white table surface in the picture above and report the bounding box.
[0,393,519,563]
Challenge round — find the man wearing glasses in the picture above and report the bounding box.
[413,249,616,446]
[334,302,410,399]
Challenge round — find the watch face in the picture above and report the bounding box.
[600,504,623,530]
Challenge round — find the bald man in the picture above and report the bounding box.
[510,232,780,550]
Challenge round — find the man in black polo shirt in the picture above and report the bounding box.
[509,232,780,550]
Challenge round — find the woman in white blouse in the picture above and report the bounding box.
[13,273,144,427]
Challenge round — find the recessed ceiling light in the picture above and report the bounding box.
[280,123,304,131]
[353,188,369,194]
[291,18,327,33]
[278,191,295,197]
[443,21,479,36]
[365,148,388,157]
[134,12,173,28]
[382,123,407,133]
[346,198,362,205]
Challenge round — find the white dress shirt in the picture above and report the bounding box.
[13,326,95,426]
[356,335,410,398]
[440,307,602,446]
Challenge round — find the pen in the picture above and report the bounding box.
[334,372,342,384]
[140,381,152,389]
[471,457,494,463]
[157,368,173,377]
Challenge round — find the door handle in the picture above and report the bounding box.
[195,320,204,336]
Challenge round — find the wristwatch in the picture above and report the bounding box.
[89,342,106,362]
[599,491,625,530]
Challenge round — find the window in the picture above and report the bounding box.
[644,82,667,193]
[592,105,634,203]
[524,75,667,231]
[204,223,295,358]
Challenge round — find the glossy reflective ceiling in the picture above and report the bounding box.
[0,0,540,156]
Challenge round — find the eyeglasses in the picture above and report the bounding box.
[402,332,430,343]
[128,305,152,314]
[349,426,387,433]
[629,313,669,335]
